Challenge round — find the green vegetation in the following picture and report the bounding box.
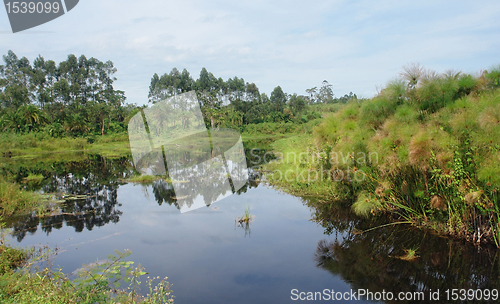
[0,245,174,303]
[0,51,328,159]
[0,50,345,302]
[0,50,135,138]
[23,173,44,184]
[148,67,334,130]
[237,205,252,224]
[0,231,31,275]
[0,178,42,217]
[3,47,500,299]
[396,248,419,261]
[127,175,171,184]
[266,63,500,247]
[0,132,88,155]
[1,225,174,303]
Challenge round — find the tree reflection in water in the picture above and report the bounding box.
[5,140,269,242]
[5,155,134,242]
[311,202,500,304]
[151,168,261,211]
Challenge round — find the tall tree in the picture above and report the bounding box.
[305,87,317,104]
[270,86,286,113]
[318,80,333,103]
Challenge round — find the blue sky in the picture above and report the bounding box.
[1,0,499,105]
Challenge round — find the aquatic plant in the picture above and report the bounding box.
[127,175,167,184]
[237,205,252,224]
[271,63,500,246]
[396,248,419,261]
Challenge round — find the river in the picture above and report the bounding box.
[3,142,500,303]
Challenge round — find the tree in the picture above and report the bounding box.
[318,80,333,103]
[246,82,260,101]
[18,104,42,130]
[227,76,246,101]
[305,87,317,104]
[198,67,211,92]
[288,94,306,115]
[180,68,194,93]
[270,86,286,113]
[0,50,32,108]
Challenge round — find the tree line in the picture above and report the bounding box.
[147,67,354,128]
[0,50,134,137]
[0,50,358,138]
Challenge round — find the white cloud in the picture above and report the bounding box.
[1,0,499,103]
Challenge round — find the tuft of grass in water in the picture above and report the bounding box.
[23,174,44,184]
[237,206,253,224]
[395,248,419,261]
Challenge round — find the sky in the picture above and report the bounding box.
[1,0,499,106]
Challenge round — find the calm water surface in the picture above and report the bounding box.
[8,181,370,303]
[4,151,500,303]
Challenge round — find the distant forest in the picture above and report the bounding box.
[0,50,358,137]
[149,68,358,128]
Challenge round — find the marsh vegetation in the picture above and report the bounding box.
[267,63,500,246]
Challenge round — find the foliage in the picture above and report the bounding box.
[485,64,500,88]
[0,222,32,275]
[267,63,500,247]
[127,175,170,184]
[0,177,42,216]
[0,241,174,304]
[237,205,252,224]
[0,50,134,137]
[148,67,323,128]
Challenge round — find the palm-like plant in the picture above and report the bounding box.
[64,113,89,135]
[400,63,424,89]
[0,109,20,131]
[17,104,41,131]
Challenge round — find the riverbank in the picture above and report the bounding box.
[264,66,500,247]
[0,132,132,158]
[0,237,174,303]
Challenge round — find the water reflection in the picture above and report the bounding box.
[128,92,249,212]
[149,168,261,210]
[3,140,271,241]
[310,202,500,304]
[5,156,133,242]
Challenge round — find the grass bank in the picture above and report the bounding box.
[0,237,174,303]
[0,132,131,158]
[0,178,43,217]
[265,64,500,247]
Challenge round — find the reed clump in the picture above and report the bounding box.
[237,206,253,224]
[309,64,500,246]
